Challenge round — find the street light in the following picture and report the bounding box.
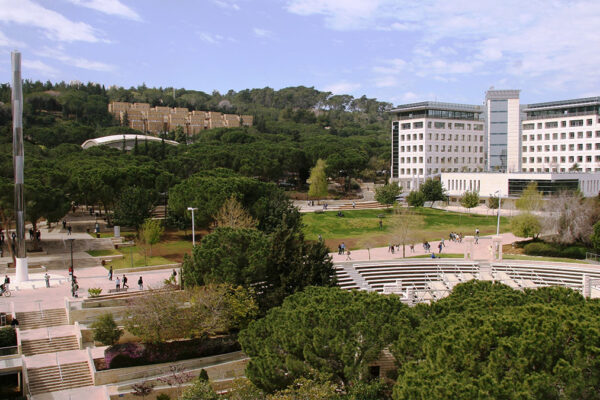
[66,238,75,279]
[494,190,502,236]
[187,207,198,246]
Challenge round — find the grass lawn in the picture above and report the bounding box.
[102,245,172,270]
[502,254,590,264]
[86,249,120,257]
[303,208,510,250]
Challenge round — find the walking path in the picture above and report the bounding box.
[329,232,523,263]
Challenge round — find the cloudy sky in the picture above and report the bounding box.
[0,0,598,105]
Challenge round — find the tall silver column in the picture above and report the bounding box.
[12,51,28,283]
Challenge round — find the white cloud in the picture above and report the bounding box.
[23,59,58,76]
[0,30,25,47]
[198,32,224,44]
[36,47,114,72]
[212,0,240,11]
[287,0,600,92]
[67,0,142,21]
[0,0,103,42]
[323,81,361,94]
[253,28,273,38]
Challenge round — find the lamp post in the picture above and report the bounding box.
[494,190,502,236]
[187,207,198,247]
[66,238,75,278]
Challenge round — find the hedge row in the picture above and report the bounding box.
[523,242,587,259]
[105,335,240,369]
[0,327,16,348]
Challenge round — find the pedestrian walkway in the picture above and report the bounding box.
[329,233,523,262]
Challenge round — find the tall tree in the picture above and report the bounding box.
[515,182,543,212]
[375,184,402,207]
[139,218,164,257]
[308,159,328,202]
[113,186,157,231]
[419,179,446,204]
[460,190,480,212]
[213,196,257,229]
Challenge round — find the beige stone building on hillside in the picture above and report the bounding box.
[108,102,252,135]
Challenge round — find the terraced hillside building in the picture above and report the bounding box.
[108,102,253,136]
[389,101,486,190]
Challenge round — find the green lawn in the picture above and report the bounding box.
[502,254,590,264]
[86,249,120,257]
[102,245,172,270]
[302,208,509,249]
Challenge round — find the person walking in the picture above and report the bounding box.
[438,242,443,254]
[341,242,346,255]
[62,220,67,230]
[345,250,352,261]
[115,277,121,291]
[138,276,143,290]
[475,228,480,245]
[67,225,72,235]
[122,275,129,289]
[441,238,445,247]
[108,266,113,281]
[44,273,50,288]
[4,275,9,291]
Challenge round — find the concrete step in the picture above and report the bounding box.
[28,362,93,395]
[16,308,68,330]
[21,336,79,356]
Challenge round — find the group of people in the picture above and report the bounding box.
[108,266,144,291]
[62,220,73,235]
[337,242,347,255]
[28,228,41,241]
[449,232,464,243]
[0,274,9,294]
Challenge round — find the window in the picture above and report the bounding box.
[455,123,465,130]
[578,156,583,162]
[537,123,543,129]
[561,121,567,127]
[597,131,600,138]
[537,145,542,152]
[530,146,534,152]
[544,157,549,162]
[587,119,593,126]
[523,123,535,130]
[570,119,584,127]
[578,132,583,138]
[428,133,432,140]
[523,135,527,141]
[435,133,439,140]
[586,143,592,150]
[569,156,574,162]
[401,123,410,130]
[596,156,600,162]
[413,134,417,140]
[537,157,542,163]
[400,146,405,152]
[435,145,438,151]
[441,134,445,140]
[413,121,423,128]
[522,157,527,163]
[553,133,558,140]
[569,132,575,139]
[448,123,452,129]
[434,122,445,129]
[545,134,550,140]
[522,146,527,152]
[561,156,566,162]
[537,134,542,140]
[530,157,535,163]
[474,124,484,131]
[596,143,600,150]
[560,144,566,151]
[561,132,566,139]
[578,143,583,150]
[587,131,593,138]
[569,144,575,151]
[545,121,558,128]
[587,156,592,162]
[530,135,535,141]
[544,145,550,151]
[552,156,557,162]
[427,122,432,128]
[552,145,557,151]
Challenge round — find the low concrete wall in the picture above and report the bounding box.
[80,326,140,345]
[95,351,246,386]
[70,306,129,325]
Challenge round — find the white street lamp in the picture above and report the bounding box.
[494,190,502,236]
[187,207,198,246]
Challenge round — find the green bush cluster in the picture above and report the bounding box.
[523,242,587,259]
[0,327,16,347]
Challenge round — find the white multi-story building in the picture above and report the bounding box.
[390,102,486,190]
[521,97,600,173]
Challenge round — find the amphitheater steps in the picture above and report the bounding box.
[16,308,68,330]
[337,201,384,210]
[28,362,93,395]
[21,335,79,356]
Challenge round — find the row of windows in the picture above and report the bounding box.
[399,156,484,164]
[400,145,484,153]
[523,167,600,172]
[399,167,479,176]
[400,133,485,142]
[447,179,480,192]
[522,155,600,164]
[523,118,597,130]
[523,143,599,152]
[399,121,484,130]
[523,131,600,141]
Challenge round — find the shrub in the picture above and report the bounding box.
[91,313,123,346]
[105,335,241,369]
[406,191,425,207]
[0,327,16,347]
[88,287,102,298]
[156,395,171,400]
[510,213,541,238]
[523,242,587,259]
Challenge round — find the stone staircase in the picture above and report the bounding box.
[337,201,384,210]
[28,362,93,395]
[16,308,68,330]
[21,336,79,356]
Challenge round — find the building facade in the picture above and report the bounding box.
[390,102,486,190]
[391,91,600,196]
[521,97,600,173]
[108,102,253,136]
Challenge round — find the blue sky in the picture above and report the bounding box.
[0,0,598,106]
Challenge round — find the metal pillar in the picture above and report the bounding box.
[12,51,28,283]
